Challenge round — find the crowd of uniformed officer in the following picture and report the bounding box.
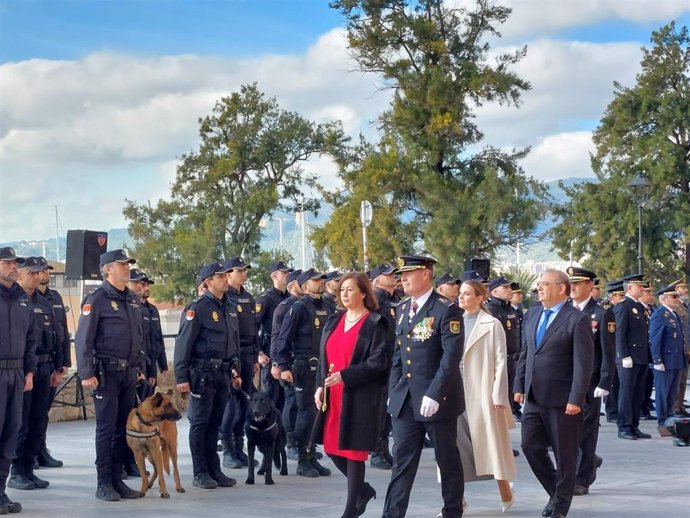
[1,241,688,516]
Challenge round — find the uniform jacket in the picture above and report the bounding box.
[0,282,37,375]
[42,287,71,369]
[75,281,145,380]
[613,296,650,365]
[269,295,299,360]
[374,287,399,351]
[649,305,686,370]
[173,291,240,384]
[486,297,521,355]
[514,302,594,408]
[256,287,288,355]
[273,295,332,367]
[315,311,391,451]
[142,300,168,372]
[580,297,616,390]
[462,309,516,481]
[29,290,63,371]
[388,290,465,422]
[227,285,259,353]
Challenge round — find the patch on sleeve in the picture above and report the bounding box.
[255,303,262,313]
[82,304,91,316]
[449,321,461,334]
[608,322,616,333]
[186,310,196,321]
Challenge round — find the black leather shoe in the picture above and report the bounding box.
[37,449,63,468]
[26,472,49,489]
[296,460,318,478]
[573,484,589,496]
[617,431,637,440]
[113,481,140,499]
[193,472,219,489]
[595,455,603,468]
[95,484,121,502]
[0,493,22,514]
[549,512,567,518]
[632,428,652,439]
[512,449,520,457]
[355,482,376,516]
[370,454,392,470]
[541,502,554,517]
[209,471,236,487]
[310,458,331,476]
[7,474,35,491]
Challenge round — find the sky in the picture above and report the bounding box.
[1,0,689,243]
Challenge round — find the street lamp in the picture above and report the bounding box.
[629,171,651,275]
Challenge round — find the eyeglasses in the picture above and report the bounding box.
[536,281,564,288]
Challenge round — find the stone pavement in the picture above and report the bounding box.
[11,410,690,517]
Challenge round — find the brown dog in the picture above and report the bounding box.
[125,389,185,498]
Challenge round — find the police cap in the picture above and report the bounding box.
[656,284,678,296]
[268,261,293,273]
[99,249,135,268]
[488,276,511,291]
[19,257,44,272]
[622,273,645,285]
[223,256,251,271]
[461,270,484,282]
[510,282,522,293]
[671,278,687,289]
[297,268,327,286]
[394,255,436,272]
[606,280,624,294]
[129,268,147,282]
[435,272,460,288]
[287,269,303,284]
[325,270,342,282]
[37,257,54,270]
[368,263,397,280]
[0,247,25,264]
[567,266,596,283]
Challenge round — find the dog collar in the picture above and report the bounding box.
[126,428,160,438]
[249,421,277,432]
[136,410,155,427]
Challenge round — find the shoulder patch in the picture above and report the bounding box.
[449,321,461,334]
[186,309,196,321]
[608,322,616,333]
[255,303,262,313]
[82,304,92,316]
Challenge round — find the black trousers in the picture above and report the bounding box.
[604,369,619,420]
[261,365,285,411]
[521,398,582,516]
[220,352,255,441]
[92,368,137,486]
[0,369,24,494]
[13,362,53,474]
[383,399,464,518]
[293,362,317,447]
[617,364,647,433]
[507,357,520,414]
[281,381,296,434]
[188,370,227,475]
[576,384,602,487]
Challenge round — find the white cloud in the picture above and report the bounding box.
[519,131,595,181]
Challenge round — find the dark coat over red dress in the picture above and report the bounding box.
[315,311,390,455]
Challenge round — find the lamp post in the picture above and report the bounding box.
[629,172,650,275]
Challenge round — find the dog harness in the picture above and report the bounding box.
[126,410,161,438]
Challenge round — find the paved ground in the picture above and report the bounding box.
[11,407,690,517]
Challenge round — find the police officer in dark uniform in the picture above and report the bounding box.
[256,261,292,406]
[75,249,146,501]
[174,262,239,489]
[270,269,302,460]
[510,282,525,331]
[9,258,64,491]
[323,270,342,310]
[486,276,522,420]
[649,284,686,436]
[0,247,36,515]
[35,256,68,469]
[274,268,333,477]
[128,269,157,402]
[219,256,259,469]
[435,272,461,302]
[141,273,168,378]
[383,255,465,518]
[567,267,615,496]
[369,263,400,470]
[603,280,624,423]
[614,274,651,440]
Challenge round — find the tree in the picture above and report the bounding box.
[324,0,547,267]
[124,84,345,302]
[551,22,690,283]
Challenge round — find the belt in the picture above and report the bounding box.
[37,353,53,364]
[294,356,319,369]
[99,358,132,372]
[192,358,231,371]
[0,359,22,369]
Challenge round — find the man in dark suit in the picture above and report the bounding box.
[614,274,651,440]
[567,267,615,496]
[383,255,465,518]
[514,269,594,518]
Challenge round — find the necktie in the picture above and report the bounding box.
[535,309,553,349]
[409,301,419,323]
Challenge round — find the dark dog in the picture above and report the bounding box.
[245,391,288,485]
[126,390,184,498]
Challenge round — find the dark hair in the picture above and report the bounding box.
[336,272,379,312]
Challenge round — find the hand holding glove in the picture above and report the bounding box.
[420,396,440,418]
[622,357,633,369]
[653,363,666,372]
[593,387,609,398]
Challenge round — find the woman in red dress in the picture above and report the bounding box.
[314,272,391,518]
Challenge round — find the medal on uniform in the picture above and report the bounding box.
[111,301,119,311]
[412,317,435,341]
[608,322,616,333]
[237,305,243,313]
[632,308,638,314]
[314,317,320,328]
[212,311,219,322]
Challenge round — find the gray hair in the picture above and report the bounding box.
[542,268,571,296]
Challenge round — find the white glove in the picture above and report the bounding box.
[622,357,633,369]
[593,387,609,398]
[653,363,666,372]
[420,396,440,418]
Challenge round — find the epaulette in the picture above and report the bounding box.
[438,297,452,306]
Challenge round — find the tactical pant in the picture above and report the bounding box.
[0,368,24,495]
[220,351,255,441]
[292,360,317,447]
[604,368,619,420]
[507,356,520,414]
[188,369,228,475]
[261,365,285,411]
[281,381,297,434]
[92,368,137,486]
[13,362,53,474]
[576,382,602,487]
[617,363,647,433]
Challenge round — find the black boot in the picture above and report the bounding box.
[0,492,22,514]
[234,436,257,467]
[309,447,331,476]
[286,432,299,461]
[193,472,219,489]
[37,448,63,468]
[8,466,35,491]
[209,470,237,487]
[370,439,392,470]
[95,484,121,502]
[25,472,49,489]
[222,438,242,469]
[296,448,318,478]
[113,480,140,499]
[355,482,377,516]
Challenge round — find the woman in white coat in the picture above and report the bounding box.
[459,279,516,512]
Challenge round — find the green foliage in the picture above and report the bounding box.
[124,84,345,302]
[551,22,690,284]
[325,0,547,267]
[246,249,294,295]
[501,264,538,293]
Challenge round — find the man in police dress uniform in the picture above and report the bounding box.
[383,255,465,518]
[649,284,686,436]
[323,270,342,310]
[127,269,156,401]
[9,258,64,491]
[75,249,146,501]
[614,274,651,440]
[0,247,36,515]
[174,262,239,489]
[567,267,615,496]
[35,257,69,468]
[256,261,293,407]
[140,274,168,379]
[274,268,332,478]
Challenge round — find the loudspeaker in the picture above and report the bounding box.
[65,230,108,280]
[464,258,490,281]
